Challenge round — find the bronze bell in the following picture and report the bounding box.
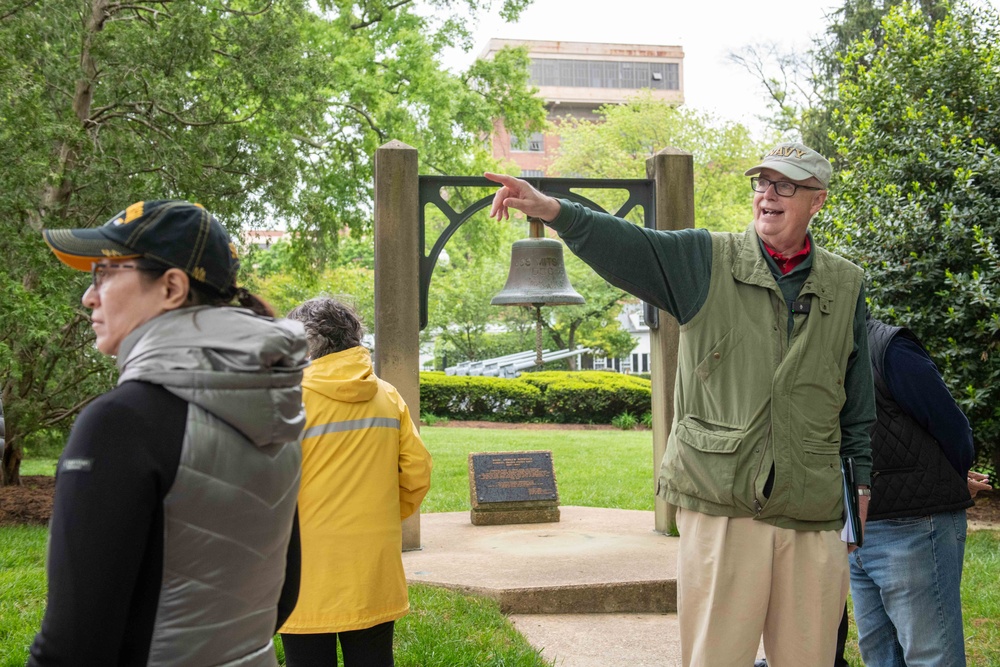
[491,237,585,307]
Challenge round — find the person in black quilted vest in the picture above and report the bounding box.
[847,315,992,667]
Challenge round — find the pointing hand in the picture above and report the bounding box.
[484,172,561,222]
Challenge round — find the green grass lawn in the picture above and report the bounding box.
[419,426,654,513]
[6,428,1000,665]
[0,524,550,667]
[963,530,1000,666]
[0,526,47,667]
[18,459,57,477]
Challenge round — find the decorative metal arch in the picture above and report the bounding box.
[418,175,656,330]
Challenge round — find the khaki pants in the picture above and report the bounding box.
[676,508,849,667]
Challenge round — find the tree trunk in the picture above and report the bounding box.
[2,429,22,487]
[28,0,108,230]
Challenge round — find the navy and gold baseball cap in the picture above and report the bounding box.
[43,200,240,296]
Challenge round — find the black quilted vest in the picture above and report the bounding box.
[866,319,973,521]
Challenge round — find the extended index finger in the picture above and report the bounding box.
[484,171,521,190]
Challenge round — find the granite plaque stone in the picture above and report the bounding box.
[468,451,559,525]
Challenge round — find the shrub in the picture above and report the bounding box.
[419,370,652,424]
[817,4,1000,469]
[527,371,652,424]
[419,372,543,422]
[420,412,447,426]
[612,411,638,430]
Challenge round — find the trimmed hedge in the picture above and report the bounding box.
[420,370,651,424]
[418,372,543,421]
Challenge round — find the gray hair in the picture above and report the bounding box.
[287,297,366,359]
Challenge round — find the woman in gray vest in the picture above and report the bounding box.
[30,201,307,666]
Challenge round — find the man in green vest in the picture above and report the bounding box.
[485,142,875,667]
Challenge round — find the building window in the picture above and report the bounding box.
[520,169,544,178]
[642,353,649,373]
[657,63,680,90]
[621,62,636,89]
[530,59,679,91]
[511,131,544,152]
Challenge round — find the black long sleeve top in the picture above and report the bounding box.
[28,380,299,666]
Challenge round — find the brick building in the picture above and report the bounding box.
[482,39,685,176]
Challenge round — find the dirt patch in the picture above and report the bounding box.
[0,476,54,526]
[2,469,998,529]
[966,489,1000,530]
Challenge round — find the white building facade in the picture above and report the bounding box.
[591,301,650,374]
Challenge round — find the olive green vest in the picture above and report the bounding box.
[657,225,863,531]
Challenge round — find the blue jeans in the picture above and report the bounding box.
[849,509,967,667]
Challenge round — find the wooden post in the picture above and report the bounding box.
[373,140,423,551]
[646,148,694,536]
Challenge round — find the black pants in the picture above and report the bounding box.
[835,603,849,667]
[281,621,395,667]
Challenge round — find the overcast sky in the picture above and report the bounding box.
[442,0,1000,137]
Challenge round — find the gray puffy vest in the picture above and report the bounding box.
[117,307,307,666]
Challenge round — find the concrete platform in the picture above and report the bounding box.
[402,506,679,614]
[403,506,767,666]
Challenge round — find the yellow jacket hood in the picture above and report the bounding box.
[302,346,378,403]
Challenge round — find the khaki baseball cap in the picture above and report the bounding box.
[744,142,832,188]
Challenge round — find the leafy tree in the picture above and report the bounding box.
[258,263,376,327]
[252,239,304,280]
[728,42,823,145]
[549,92,766,233]
[539,254,637,370]
[815,2,1000,469]
[253,236,375,323]
[539,94,764,370]
[423,213,534,363]
[820,0,947,77]
[0,0,545,484]
[730,0,949,150]
[428,255,510,361]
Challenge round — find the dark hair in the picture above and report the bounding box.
[135,257,275,318]
[286,297,365,359]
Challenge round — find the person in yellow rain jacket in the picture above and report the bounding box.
[280,297,432,667]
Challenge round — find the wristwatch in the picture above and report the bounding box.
[857,487,872,497]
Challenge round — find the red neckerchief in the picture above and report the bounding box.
[764,236,811,275]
